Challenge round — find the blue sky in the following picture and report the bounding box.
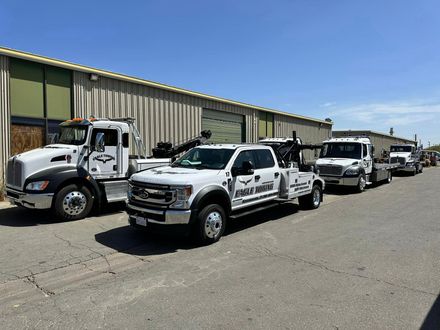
[1,0,439,146]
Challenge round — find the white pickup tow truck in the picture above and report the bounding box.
[126,133,325,244]
[389,144,423,175]
[5,117,211,220]
[315,136,399,192]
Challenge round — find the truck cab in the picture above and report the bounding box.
[127,142,324,244]
[316,137,377,192]
[389,144,423,175]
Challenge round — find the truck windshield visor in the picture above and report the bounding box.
[390,146,412,152]
[58,126,88,145]
[321,143,361,159]
[172,148,235,169]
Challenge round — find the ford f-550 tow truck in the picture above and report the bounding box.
[315,136,399,192]
[126,133,324,244]
[5,117,211,220]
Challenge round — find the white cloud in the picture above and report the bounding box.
[320,102,336,107]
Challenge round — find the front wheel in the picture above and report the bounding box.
[194,204,226,245]
[53,184,93,221]
[354,174,366,193]
[298,184,322,210]
[385,171,392,184]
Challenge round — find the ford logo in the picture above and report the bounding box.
[138,190,149,199]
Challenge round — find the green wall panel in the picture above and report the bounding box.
[10,58,44,118]
[202,109,244,143]
[46,66,71,120]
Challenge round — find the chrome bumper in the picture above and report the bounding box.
[320,176,359,186]
[6,188,54,209]
[126,203,192,225]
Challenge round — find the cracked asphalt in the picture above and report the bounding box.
[0,167,439,329]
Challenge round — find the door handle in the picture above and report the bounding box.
[255,175,261,181]
[274,172,280,178]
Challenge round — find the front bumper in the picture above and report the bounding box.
[126,203,192,225]
[320,176,359,186]
[6,188,54,209]
[396,165,416,172]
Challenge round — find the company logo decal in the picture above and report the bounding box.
[93,154,115,163]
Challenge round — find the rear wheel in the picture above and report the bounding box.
[53,184,93,221]
[299,184,322,210]
[385,171,392,184]
[194,204,226,245]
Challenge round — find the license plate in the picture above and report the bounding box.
[135,216,147,226]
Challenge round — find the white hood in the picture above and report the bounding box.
[316,158,360,167]
[390,151,411,159]
[131,166,220,186]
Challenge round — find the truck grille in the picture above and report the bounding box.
[317,165,343,176]
[390,157,406,165]
[6,158,23,188]
[129,181,176,206]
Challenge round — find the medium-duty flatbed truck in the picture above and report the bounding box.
[5,117,211,220]
[315,136,399,192]
[126,132,325,244]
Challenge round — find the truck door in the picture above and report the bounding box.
[231,149,280,209]
[362,143,373,174]
[88,128,120,177]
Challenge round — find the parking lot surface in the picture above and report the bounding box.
[0,168,439,329]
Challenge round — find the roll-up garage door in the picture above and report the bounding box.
[202,109,244,143]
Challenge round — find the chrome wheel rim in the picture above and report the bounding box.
[205,211,223,239]
[313,189,320,207]
[63,191,87,215]
[359,177,366,191]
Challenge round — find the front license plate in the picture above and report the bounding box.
[135,216,147,226]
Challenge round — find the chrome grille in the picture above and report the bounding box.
[317,165,343,176]
[129,181,176,206]
[6,158,23,188]
[391,157,406,165]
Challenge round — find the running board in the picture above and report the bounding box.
[229,202,283,219]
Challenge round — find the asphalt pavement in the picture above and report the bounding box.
[0,167,439,329]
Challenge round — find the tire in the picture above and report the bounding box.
[194,204,226,245]
[354,174,366,193]
[53,184,93,221]
[411,168,416,176]
[385,171,392,184]
[298,184,322,210]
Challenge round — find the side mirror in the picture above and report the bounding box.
[94,132,105,152]
[231,160,255,176]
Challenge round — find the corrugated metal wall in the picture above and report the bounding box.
[0,55,10,195]
[73,72,259,153]
[274,114,332,159]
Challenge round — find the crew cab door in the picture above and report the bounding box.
[230,149,280,209]
[88,128,120,177]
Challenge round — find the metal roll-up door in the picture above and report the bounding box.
[202,109,244,143]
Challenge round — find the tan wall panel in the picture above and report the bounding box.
[0,56,10,196]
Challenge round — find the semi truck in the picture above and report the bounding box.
[389,144,423,175]
[315,136,399,192]
[5,117,211,220]
[126,133,325,244]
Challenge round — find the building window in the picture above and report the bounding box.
[258,111,274,139]
[9,58,72,155]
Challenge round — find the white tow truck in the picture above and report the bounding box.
[126,133,325,244]
[389,144,423,175]
[315,136,399,192]
[5,117,211,220]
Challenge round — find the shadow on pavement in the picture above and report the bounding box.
[421,294,440,330]
[324,185,356,196]
[95,202,301,256]
[0,202,127,227]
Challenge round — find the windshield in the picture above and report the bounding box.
[58,126,88,145]
[390,146,412,152]
[172,148,235,169]
[320,143,362,159]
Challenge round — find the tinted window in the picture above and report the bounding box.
[91,129,118,147]
[362,144,368,158]
[122,133,129,148]
[321,143,362,159]
[255,149,275,169]
[233,150,257,169]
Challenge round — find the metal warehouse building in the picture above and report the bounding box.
[0,47,332,194]
[332,130,416,157]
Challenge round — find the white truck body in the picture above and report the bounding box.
[127,143,325,244]
[389,144,423,175]
[316,136,397,192]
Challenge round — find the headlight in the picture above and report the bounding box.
[171,185,192,209]
[344,166,360,176]
[26,181,49,191]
